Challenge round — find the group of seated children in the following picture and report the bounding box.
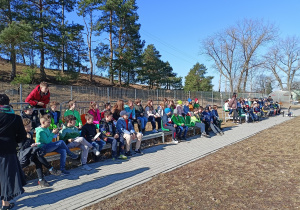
[224,97,282,123]
[19,97,225,187]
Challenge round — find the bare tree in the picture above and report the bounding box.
[202,19,277,93]
[202,27,239,93]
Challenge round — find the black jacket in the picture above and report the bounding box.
[81,123,97,143]
[100,118,117,138]
[21,111,41,130]
[0,113,27,155]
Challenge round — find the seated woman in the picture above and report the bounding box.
[145,100,162,133]
[88,101,101,129]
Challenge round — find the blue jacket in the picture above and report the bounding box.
[202,111,212,122]
[211,109,219,118]
[162,113,174,127]
[116,117,136,135]
[183,105,190,114]
[124,105,136,119]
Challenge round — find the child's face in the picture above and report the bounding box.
[24,123,32,132]
[123,114,128,119]
[199,109,203,112]
[106,115,113,121]
[42,119,51,128]
[106,104,111,110]
[40,86,48,94]
[185,101,189,106]
[25,108,33,115]
[71,103,76,109]
[87,117,94,124]
[51,105,57,111]
[68,120,76,127]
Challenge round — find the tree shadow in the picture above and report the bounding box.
[16,167,150,208]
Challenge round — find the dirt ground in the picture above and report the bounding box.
[85,116,300,210]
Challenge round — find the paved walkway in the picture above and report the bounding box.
[15,110,300,210]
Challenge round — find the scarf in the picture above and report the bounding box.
[0,105,14,114]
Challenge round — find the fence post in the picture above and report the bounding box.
[107,87,110,102]
[70,86,73,100]
[201,92,203,106]
[174,90,176,101]
[212,90,214,104]
[19,84,22,103]
[157,89,159,107]
[135,89,137,100]
[189,91,190,99]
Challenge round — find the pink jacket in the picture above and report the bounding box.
[88,109,101,124]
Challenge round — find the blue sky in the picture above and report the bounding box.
[68,0,300,90]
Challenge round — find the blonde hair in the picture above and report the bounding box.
[85,113,94,120]
[22,118,31,126]
[40,81,49,88]
[40,114,50,123]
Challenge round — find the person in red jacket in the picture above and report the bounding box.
[25,81,50,115]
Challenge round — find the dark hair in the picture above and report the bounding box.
[0,94,9,105]
[65,115,77,122]
[104,111,113,118]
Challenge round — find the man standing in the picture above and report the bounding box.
[25,81,50,115]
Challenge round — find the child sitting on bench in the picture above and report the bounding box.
[60,115,100,170]
[35,115,78,175]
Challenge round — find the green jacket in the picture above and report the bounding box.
[171,115,185,126]
[59,125,80,144]
[64,109,82,127]
[35,127,55,148]
[182,115,193,127]
[193,103,200,109]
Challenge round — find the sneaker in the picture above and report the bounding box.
[152,129,158,133]
[81,164,92,171]
[125,151,132,157]
[38,179,50,187]
[171,139,178,144]
[92,148,100,156]
[135,149,144,154]
[221,131,224,135]
[68,152,78,160]
[2,203,15,210]
[118,154,128,160]
[202,133,209,138]
[158,129,162,132]
[61,169,70,175]
[49,168,61,176]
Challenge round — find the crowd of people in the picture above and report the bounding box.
[0,81,286,209]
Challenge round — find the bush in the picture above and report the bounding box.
[11,68,36,84]
[55,71,70,85]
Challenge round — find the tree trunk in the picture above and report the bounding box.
[243,69,249,92]
[39,0,46,80]
[10,46,16,80]
[61,1,65,72]
[109,10,114,85]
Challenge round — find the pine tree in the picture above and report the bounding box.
[184,63,213,91]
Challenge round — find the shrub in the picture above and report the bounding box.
[11,68,36,84]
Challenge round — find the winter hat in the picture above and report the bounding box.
[195,98,198,102]
[188,98,192,103]
[120,110,129,116]
[177,100,182,105]
[173,109,178,114]
[164,108,171,114]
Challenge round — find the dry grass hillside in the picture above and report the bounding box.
[0,58,146,89]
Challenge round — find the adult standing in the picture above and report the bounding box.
[228,92,238,124]
[0,94,27,210]
[25,81,50,115]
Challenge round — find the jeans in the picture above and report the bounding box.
[106,137,119,158]
[194,122,206,134]
[42,140,74,170]
[163,125,177,139]
[137,116,148,130]
[176,125,187,138]
[91,140,106,152]
[67,137,92,165]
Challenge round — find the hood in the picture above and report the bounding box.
[35,126,44,133]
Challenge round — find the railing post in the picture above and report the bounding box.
[70,86,73,100]
[107,87,110,102]
[157,89,159,107]
[19,84,22,102]
[189,91,190,99]
[212,90,214,104]
[135,89,137,100]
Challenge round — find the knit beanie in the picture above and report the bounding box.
[177,100,182,105]
[164,108,171,114]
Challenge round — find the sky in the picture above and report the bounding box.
[68,0,300,91]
